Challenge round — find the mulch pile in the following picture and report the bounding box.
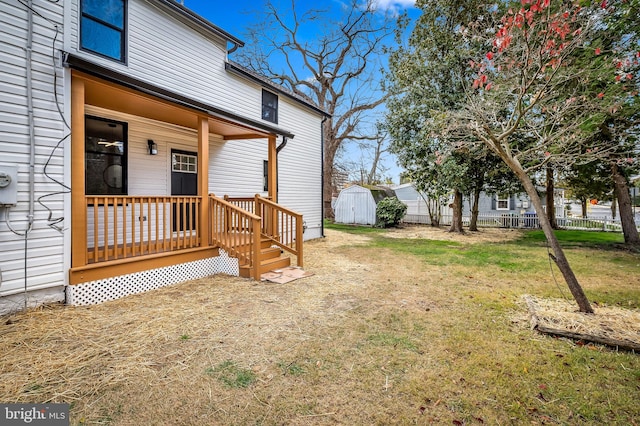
[523,295,640,352]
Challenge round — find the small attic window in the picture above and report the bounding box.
[262,90,278,124]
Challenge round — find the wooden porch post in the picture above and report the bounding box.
[71,76,86,268]
[268,135,277,202]
[198,116,209,246]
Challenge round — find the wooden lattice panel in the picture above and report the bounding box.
[66,251,239,306]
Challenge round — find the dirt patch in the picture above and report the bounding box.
[386,224,524,243]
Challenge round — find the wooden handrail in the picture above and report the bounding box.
[255,195,304,267]
[209,194,263,280]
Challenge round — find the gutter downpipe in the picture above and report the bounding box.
[24,0,36,308]
[276,136,288,154]
[27,1,36,230]
[321,116,327,238]
[227,40,240,55]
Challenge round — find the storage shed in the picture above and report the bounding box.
[334,185,395,225]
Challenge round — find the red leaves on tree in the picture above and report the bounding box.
[473,1,584,88]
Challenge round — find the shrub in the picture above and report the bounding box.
[376,197,407,228]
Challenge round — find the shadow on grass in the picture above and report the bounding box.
[515,229,632,251]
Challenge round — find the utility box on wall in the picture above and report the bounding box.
[0,165,18,207]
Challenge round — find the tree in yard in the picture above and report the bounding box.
[385,0,494,233]
[436,1,639,313]
[582,0,640,244]
[234,0,393,218]
[564,160,612,218]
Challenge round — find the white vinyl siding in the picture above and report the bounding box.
[209,137,268,197]
[276,97,323,239]
[68,0,231,112]
[0,0,66,298]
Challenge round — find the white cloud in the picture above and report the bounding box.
[370,0,415,10]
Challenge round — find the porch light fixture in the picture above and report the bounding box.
[147,139,158,155]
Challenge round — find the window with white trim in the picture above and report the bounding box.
[172,153,197,173]
[496,193,510,210]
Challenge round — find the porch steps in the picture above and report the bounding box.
[238,238,291,278]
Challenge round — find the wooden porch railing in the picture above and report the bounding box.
[210,194,304,280]
[255,196,304,267]
[82,194,302,281]
[209,195,262,279]
[85,196,201,263]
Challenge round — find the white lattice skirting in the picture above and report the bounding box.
[66,250,239,306]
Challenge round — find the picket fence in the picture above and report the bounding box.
[402,213,639,232]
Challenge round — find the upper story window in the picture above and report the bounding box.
[80,0,126,62]
[262,90,278,124]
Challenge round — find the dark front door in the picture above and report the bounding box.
[171,149,197,232]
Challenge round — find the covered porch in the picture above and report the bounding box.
[67,62,304,286]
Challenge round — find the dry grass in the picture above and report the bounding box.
[1,226,639,425]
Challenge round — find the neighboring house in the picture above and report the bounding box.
[334,185,395,225]
[392,183,437,217]
[0,0,327,314]
[394,183,566,224]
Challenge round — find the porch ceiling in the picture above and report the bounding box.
[77,72,271,140]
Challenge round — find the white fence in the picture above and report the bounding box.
[402,213,639,232]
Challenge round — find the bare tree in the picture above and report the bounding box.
[234,0,393,217]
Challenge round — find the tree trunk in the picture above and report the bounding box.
[612,163,640,245]
[581,199,587,218]
[546,165,558,229]
[427,198,440,227]
[517,170,594,313]
[323,121,337,219]
[611,191,617,220]
[469,189,481,231]
[449,189,464,233]
[323,162,336,219]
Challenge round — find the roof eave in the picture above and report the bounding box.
[63,52,295,139]
[225,62,330,118]
[148,0,245,52]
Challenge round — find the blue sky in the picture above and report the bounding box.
[180,0,418,184]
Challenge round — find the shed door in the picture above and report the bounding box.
[171,150,197,231]
[352,192,375,225]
